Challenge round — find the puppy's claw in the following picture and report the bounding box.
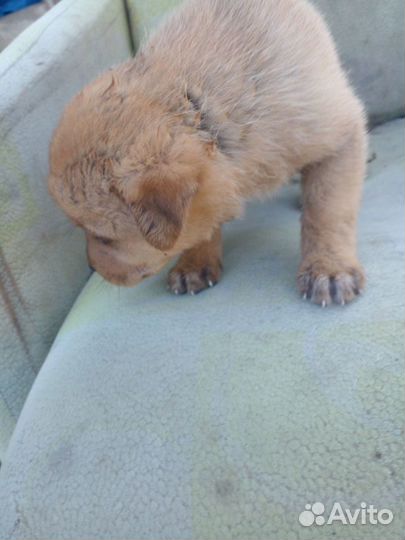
[167,260,222,296]
[298,264,365,307]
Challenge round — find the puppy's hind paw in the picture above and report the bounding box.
[167,260,223,296]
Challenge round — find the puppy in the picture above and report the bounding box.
[49,0,367,306]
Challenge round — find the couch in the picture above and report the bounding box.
[0,0,404,538]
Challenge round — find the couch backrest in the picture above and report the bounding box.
[127,0,405,125]
[312,0,404,125]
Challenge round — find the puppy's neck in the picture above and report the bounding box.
[123,53,246,161]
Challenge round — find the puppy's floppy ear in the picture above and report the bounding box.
[131,178,197,250]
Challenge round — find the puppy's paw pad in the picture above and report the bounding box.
[167,261,222,295]
[298,265,365,307]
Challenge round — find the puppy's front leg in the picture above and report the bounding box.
[298,121,366,306]
[168,228,223,295]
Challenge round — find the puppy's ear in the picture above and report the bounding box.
[131,179,197,250]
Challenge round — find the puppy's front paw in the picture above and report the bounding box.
[167,259,223,295]
[298,262,365,307]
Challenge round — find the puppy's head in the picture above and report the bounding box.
[48,70,239,286]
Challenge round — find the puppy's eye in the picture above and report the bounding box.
[94,235,113,246]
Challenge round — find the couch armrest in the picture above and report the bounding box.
[0,0,132,458]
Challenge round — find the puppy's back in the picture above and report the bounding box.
[141,0,363,182]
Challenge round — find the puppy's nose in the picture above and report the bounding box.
[88,264,95,272]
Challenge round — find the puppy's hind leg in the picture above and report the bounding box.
[168,227,223,295]
[298,117,367,306]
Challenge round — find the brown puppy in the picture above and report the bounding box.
[49,0,367,306]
